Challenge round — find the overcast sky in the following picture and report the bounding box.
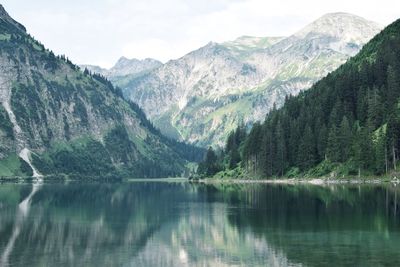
[2,0,400,68]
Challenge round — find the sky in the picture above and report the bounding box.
[2,0,400,68]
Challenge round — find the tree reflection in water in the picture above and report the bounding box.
[0,182,399,267]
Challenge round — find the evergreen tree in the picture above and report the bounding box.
[338,116,352,162]
[260,127,275,176]
[229,146,241,169]
[225,131,236,153]
[387,65,400,110]
[387,112,400,170]
[197,147,221,177]
[327,125,341,162]
[317,124,328,161]
[275,120,287,176]
[375,128,387,174]
[297,126,317,170]
[366,87,383,129]
[354,127,374,175]
[243,123,262,173]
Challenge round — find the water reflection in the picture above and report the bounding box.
[1,182,42,267]
[0,182,399,266]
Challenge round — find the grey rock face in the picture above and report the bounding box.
[121,13,382,146]
[0,5,189,177]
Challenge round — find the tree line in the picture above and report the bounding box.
[198,19,400,178]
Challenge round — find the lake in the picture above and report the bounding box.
[0,181,400,266]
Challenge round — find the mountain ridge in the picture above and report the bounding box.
[117,12,382,146]
[0,5,202,178]
[80,57,162,78]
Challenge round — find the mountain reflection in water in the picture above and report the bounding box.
[0,182,399,267]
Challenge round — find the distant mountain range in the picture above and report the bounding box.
[0,5,201,178]
[96,13,381,146]
[82,57,162,77]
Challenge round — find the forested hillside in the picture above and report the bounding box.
[199,18,400,179]
[0,5,203,179]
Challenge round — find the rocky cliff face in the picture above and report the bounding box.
[120,13,382,146]
[0,5,198,178]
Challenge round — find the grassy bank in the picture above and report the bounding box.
[194,162,400,184]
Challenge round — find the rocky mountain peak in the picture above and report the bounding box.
[0,4,10,19]
[115,56,131,64]
[187,41,229,59]
[0,4,26,32]
[110,57,162,77]
[294,12,382,43]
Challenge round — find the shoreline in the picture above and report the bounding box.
[192,177,399,185]
[1,176,398,186]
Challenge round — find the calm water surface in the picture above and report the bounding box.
[0,181,400,267]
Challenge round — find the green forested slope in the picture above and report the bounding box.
[200,18,400,179]
[0,5,203,178]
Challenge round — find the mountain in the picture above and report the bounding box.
[221,36,285,58]
[119,13,382,146]
[80,64,107,76]
[80,57,162,88]
[109,57,162,77]
[201,16,400,179]
[0,5,202,178]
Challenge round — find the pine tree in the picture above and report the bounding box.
[243,125,255,173]
[387,112,400,170]
[375,128,387,175]
[229,146,241,169]
[366,87,383,130]
[225,131,236,153]
[317,124,328,161]
[297,126,317,170]
[327,125,340,162]
[387,65,400,110]
[338,116,352,162]
[354,127,374,175]
[275,120,287,176]
[197,147,221,177]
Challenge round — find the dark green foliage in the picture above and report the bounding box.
[229,147,241,169]
[197,124,246,177]
[32,130,189,178]
[338,116,352,162]
[214,18,400,177]
[317,124,328,160]
[104,125,137,164]
[326,125,341,162]
[127,100,205,162]
[19,158,33,176]
[225,124,247,169]
[387,112,400,170]
[33,139,115,176]
[375,128,387,174]
[0,105,14,139]
[297,126,317,170]
[197,147,222,177]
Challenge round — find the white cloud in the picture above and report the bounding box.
[2,0,400,67]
